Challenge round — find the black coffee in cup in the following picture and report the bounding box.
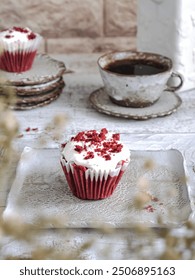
[105,59,168,76]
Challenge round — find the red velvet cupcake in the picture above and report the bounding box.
[60,128,130,200]
[0,26,42,72]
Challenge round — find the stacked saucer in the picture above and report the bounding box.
[0,54,66,110]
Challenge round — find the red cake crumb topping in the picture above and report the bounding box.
[112,133,120,140]
[5,35,14,39]
[73,132,85,142]
[84,151,94,160]
[72,128,123,161]
[13,27,29,33]
[3,27,36,40]
[101,128,108,134]
[28,32,36,40]
[103,154,111,161]
[74,145,84,153]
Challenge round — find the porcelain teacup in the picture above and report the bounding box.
[97,51,183,108]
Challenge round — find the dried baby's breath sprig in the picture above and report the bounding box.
[96,225,115,235]
[0,78,18,142]
[160,248,181,260]
[0,79,18,186]
[45,113,68,142]
[180,175,188,185]
[0,78,17,108]
[165,234,178,247]
[134,192,151,209]
[31,247,55,260]
[134,224,152,235]
[143,159,156,170]
[77,240,95,256]
[134,176,151,209]
[137,176,149,191]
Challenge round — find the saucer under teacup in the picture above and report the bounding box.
[89,87,182,120]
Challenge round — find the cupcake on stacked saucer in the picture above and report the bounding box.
[0,26,66,109]
[60,128,131,200]
[0,26,42,72]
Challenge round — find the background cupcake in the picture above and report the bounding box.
[0,26,42,72]
[60,128,130,200]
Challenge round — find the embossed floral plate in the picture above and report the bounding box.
[3,147,192,228]
[89,88,182,120]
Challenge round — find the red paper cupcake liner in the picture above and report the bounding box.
[0,50,37,72]
[60,161,128,200]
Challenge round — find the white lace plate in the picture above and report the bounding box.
[89,88,182,120]
[3,147,191,228]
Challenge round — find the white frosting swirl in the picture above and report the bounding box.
[0,27,42,51]
[61,129,130,172]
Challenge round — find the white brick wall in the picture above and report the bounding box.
[0,0,137,53]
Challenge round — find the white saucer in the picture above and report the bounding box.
[0,54,66,86]
[89,88,182,120]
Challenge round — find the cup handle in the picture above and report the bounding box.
[166,71,183,92]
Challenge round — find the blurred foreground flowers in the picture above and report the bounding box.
[0,67,195,260]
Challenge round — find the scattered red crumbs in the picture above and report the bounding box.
[71,128,123,161]
[25,127,38,132]
[151,196,159,202]
[143,195,163,213]
[144,205,155,212]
